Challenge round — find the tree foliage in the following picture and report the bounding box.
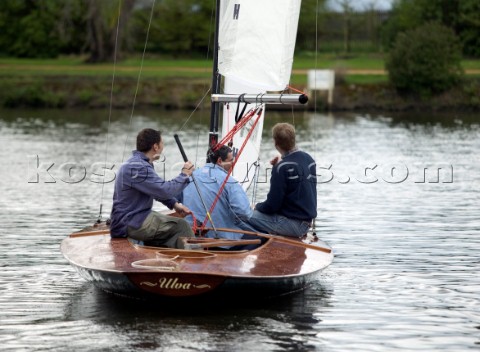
[132,0,213,57]
[381,0,480,57]
[0,0,86,58]
[0,0,477,61]
[85,0,135,62]
[385,22,463,95]
[296,0,327,52]
[458,1,480,57]
[0,0,134,61]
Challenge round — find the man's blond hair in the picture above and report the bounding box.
[272,123,296,152]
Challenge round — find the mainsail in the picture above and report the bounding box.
[216,0,302,192]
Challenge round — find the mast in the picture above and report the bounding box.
[209,0,221,149]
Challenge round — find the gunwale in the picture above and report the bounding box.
[61,229,333,298]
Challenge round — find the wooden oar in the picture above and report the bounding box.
[203,227,332,253]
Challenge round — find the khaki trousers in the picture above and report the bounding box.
[127,211,194,249]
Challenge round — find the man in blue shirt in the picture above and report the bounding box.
[182,145,253,240]
[245,123,317,237]
[110,128,195,248]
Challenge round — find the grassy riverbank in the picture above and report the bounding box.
[1,55,479,111]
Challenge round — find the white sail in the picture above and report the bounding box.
[220,78,265,192]
[218,0,302,193]
[218,0,302,91]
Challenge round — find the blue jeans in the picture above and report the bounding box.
[242,210,311,238]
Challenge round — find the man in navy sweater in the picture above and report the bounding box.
[110,128,195,248]
[245,123,317,237]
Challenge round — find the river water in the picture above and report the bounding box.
[0,108,479,351]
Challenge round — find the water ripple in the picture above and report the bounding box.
[0,110,479,351]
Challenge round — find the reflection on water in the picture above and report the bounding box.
[0,108,479,351]
[61,282,333,351]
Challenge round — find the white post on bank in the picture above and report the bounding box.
[308,69,335,107]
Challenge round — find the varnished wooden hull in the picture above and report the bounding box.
[61,232,333,300]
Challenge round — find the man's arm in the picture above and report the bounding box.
[129,162,191,205]
[226,181,253,220]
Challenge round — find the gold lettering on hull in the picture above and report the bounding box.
[140,277,211,290]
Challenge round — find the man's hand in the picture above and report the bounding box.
[173,202,191,216]
[181,161,194,176]
[270,155,281,166]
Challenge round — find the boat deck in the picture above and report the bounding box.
[61,233,332,278]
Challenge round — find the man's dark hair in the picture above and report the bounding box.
[136,128,161,152]
[207,145,232,163]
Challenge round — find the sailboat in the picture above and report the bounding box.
[61,0,333,300]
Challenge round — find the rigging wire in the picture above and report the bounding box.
[178,88,211,132]
[242,101,264,203]
[286,85,305,127]
[311,0,320,236]
[186,0,217,166]
[249,160,260,206]
[200,108,263,231]
[121,0,157,163]
[214,108,256,148]
[314,0,319,158]
[97,0,122,223]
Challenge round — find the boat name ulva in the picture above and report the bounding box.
[140,277,211,290]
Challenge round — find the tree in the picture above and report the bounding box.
[85,0,136,62]
[380,0,426,51]
[381,0,480,58]
[386,22,463,95]
[56,0,88,55]
[336,0,354,54]
[364,1,381,51]
[0,0,68,58]
[458,0,480,57]
[296,0,327,52]
[133,0,212,57]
